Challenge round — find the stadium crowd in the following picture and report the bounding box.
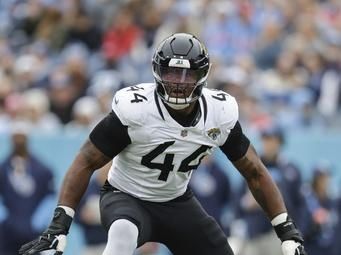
[0,0,340,134]
[0,0,340,255]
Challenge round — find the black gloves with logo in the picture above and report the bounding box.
[274,216,307,255]
[19,207,73,255]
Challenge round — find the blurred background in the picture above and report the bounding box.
[0,0,340,255]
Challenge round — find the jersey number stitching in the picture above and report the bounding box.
[141,141,211,181]
[127,86,144,91]
[212,92,228,101]
[131,93,148,103]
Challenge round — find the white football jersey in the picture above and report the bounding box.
[108,83,238,202]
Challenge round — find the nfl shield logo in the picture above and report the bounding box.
[181,130,188,137]
[207,128,221,140]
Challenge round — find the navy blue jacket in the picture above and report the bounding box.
[0,154,55,253]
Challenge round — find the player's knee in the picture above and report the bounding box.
[109,219,139,241]
[103,219,139,255]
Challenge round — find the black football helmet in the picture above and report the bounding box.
[152,33,210,109]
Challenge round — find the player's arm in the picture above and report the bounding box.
[59,109,131,208]
[57,139,111,208]
[220,122,307,255]
[19,111,131,255]
[233,144,286,218]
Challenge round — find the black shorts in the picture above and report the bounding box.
[100,181,234,255]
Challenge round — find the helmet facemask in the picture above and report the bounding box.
[153,60,209,109]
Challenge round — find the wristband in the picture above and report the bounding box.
[272,213,304,243]
[58,205,75,218]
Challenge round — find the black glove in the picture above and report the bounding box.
[274,216,307,255]
[19,207,73,255]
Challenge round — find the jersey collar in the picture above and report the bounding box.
[154,90,208,126]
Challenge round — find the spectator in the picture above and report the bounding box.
[13,53,44,91]
[257,49,308,103]
[21,88,62,133]
[61,43,90,98]
[87,70,123,116]
[303,165,339,255]
[0,0,339,133]
[203,0,265,64]
[332,195,341,255]
[102,6,142,67]
[64,96,101,134]
[0,74,14,133]
[253,22,284,70]
[35,8,65,50]
[301,49,327,105]
[316,66,341,123]
[0,121,56,255]
[48,68,78,124]
[63,3,102,51]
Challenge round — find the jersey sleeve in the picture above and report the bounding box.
[210,91,249,161]
[220,121,250,162]
[111,88,146,127]
[111,89,129,125]
[89,111,131,158]
[219,95,239,133]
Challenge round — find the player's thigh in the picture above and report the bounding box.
[160,197,234,255]
[167,217,233,255]
[100,184,153,246]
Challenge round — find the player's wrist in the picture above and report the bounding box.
[58,205,75,218]
[271,212,304,243]
[271,212,288,226]
[45,207,74,235]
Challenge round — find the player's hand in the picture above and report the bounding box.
[19,207,73,255]
[281,240,307,255]
[273,213,307,255]
[18,233,67,255]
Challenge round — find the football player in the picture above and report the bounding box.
[19,33,307,255]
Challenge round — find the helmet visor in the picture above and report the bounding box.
[153,65,209,104]
[159,67,199,84]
